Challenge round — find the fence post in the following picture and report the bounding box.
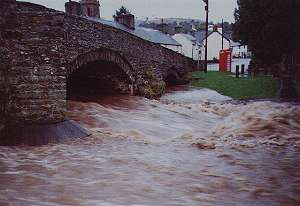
[241,64,245,75]
[236,65,240,78]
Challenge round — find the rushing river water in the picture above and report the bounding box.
[1,86,300,206]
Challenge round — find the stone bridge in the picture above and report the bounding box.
[0,0,197,145]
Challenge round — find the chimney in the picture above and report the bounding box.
[158,18,168,34]
[213,25,218,32]
[116,14,135,29]
[174,20,182,34]
[208,25,214,31]
[65,1,82,16]
[218,27,223,34]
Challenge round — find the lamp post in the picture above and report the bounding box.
[203,0,209,73]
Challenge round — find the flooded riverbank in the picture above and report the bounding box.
[1,87,300,206]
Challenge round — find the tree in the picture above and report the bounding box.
[113,6,130,19]
[233,0,299,99]
[233,0,298,65]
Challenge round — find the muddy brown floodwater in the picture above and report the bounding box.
[1,86,300,206]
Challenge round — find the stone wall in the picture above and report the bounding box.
[0,0,17,123]
[294,0,300,81]
[4,11,67,124]
[1,1,196,125]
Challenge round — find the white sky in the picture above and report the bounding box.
[20,0,237,23]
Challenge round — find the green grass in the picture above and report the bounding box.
[191,71,279,100]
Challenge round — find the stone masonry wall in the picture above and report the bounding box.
[0,0,17,123]
[1,2,68,124]
[1,1,196,124]
[62,14,195,96]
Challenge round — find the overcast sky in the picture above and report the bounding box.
[20,0,237,23]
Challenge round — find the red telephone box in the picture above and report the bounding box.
[219,49,232,73]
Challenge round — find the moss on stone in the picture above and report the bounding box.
[139,69,166,99]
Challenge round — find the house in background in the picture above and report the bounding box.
[171,33,201,60]
[230,41,252,74]
[195,25,230,60]
[230,41,251,58]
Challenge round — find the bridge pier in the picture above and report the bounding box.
[0,65,91,146]
[0,84,91,146]
[0,120,91,146]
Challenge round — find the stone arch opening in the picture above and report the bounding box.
[164,69,181,86]
[67,48,134,99]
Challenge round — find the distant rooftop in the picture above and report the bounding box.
[194,30,213,43]
[145,18,204,25]
[194,30,231,44]
[174,33,197,42]
[230,41,242,47]
[86,17,181,46]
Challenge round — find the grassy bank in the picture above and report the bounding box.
[192,71,279,100]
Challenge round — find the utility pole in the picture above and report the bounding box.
[222,18,224,50]
[203,0,209,73]
[192,43,194,60]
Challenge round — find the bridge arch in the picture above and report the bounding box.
[67,48,135,98]
[163,67,190,86]
[164,68,181,86]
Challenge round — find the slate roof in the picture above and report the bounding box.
[223,32,232,41]
[179,33,197,42]
[194,30,213,43]
[86,17,182,46]
[230,41,242,47]
[194,30,231,45]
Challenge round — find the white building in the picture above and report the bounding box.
[195,27,230,60]
[230,41,251,58]
[170,33,201,60]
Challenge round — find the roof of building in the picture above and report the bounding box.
[194,30,213,43]
[230,41,242,47]
[194,30,231,44]
[86,17,182,46]
[223,32,232,41]
[176,33,197,42]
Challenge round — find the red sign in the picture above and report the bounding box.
[219,49,232,73]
